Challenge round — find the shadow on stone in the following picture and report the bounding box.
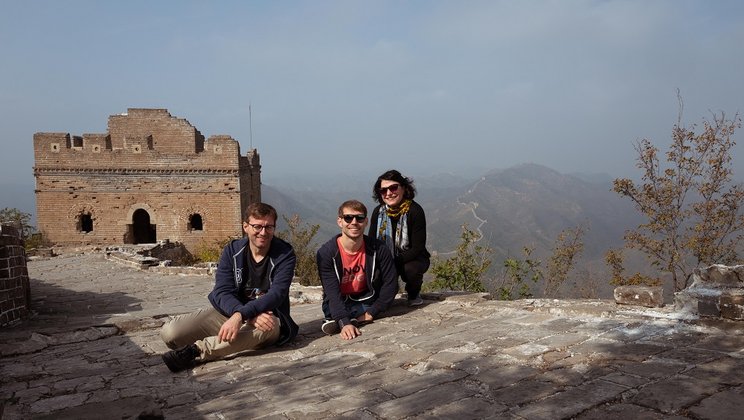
[4,253,743,419]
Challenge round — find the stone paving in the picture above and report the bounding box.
[1,252,743,419]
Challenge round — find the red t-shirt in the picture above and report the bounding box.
[337,238,367,296]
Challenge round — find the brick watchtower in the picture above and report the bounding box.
[33,108,261,251]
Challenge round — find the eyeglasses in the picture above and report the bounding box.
[247,223,275,233]
[341,214,366,223]
[378,184,401,195]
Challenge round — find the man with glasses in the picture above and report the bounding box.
[159,202,298,372]
[316,199,398,340]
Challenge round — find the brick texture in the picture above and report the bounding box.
[0,225,30,326]
[33,109,261,252]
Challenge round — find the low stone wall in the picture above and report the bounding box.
[104,248,216,276]
[614,285,664,308]
[674,264,744,320]
[0,225,31,326]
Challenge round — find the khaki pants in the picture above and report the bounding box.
[160,306,280,362]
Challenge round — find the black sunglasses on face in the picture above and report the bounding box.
[378,183,401,195]
[342,214,366,223]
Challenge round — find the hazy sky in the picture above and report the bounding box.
[2,0,743,193]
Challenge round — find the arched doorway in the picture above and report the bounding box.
[132,209,156,244]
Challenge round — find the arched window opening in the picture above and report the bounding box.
[189,214,203,231]
[79,213,93,233]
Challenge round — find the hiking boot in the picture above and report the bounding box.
[162,343,200,373]
[321,319,340,335]
[408,296,424,307]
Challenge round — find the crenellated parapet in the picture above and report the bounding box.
[34,109,244,172]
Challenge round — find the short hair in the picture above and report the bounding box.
[372,169,416,204]
[244,202,278,224]
[337,200,367,217]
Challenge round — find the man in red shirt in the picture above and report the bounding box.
[316,200,398,340]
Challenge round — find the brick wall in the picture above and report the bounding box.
[0,225,30,327]
[33,109,261,252]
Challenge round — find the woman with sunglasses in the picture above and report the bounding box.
[369,169,431,306]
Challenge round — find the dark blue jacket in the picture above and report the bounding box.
[316,234,398,328]
[208,236,298,345]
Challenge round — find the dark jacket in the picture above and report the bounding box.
[369,200,431,265]
[316,234,398,328]
[208,236,298,346]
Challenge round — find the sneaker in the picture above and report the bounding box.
[321,319,340,335]
[408,296,424,307]
[162,343,200,373]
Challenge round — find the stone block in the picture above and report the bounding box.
[614,286,664,308]
[697,295,721,317]
[690,264,744,288]
[719,292,744,320]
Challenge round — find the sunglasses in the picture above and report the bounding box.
[341,214,367,223]
[378,184,401,195]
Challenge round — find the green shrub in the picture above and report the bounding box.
[426,224,490,293]
[276,214,321,286]
[193,237,232,263]
[495,246,542,300]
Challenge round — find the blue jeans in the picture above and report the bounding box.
[322,298,372,321]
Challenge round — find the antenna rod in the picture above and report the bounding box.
[249,103,253,149]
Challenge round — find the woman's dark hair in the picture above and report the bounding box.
[372,169,416,204]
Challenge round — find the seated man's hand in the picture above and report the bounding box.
[218,312,243,343]
[356,312,374,323]
[248,312,276,332]
[340,324,361,340]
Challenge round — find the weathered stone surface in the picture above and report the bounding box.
[688,386,744,420]
[369,382,477,418]
[418,396,507,418]
[614,285,664,307]
[691,264,744,288]
[719,292,744,320]
[575,403,670,419]
[698,294,722,317]
[631,374,721,413]
[32,396,162,420]
[2,253,743,419]
[675,264,744,321]
[513,380,627,420]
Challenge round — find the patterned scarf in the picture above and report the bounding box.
[376,199,412,257]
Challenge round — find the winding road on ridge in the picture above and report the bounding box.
[437,176,488,256]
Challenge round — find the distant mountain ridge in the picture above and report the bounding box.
[420,163,641,260]
[266,163,644,296]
